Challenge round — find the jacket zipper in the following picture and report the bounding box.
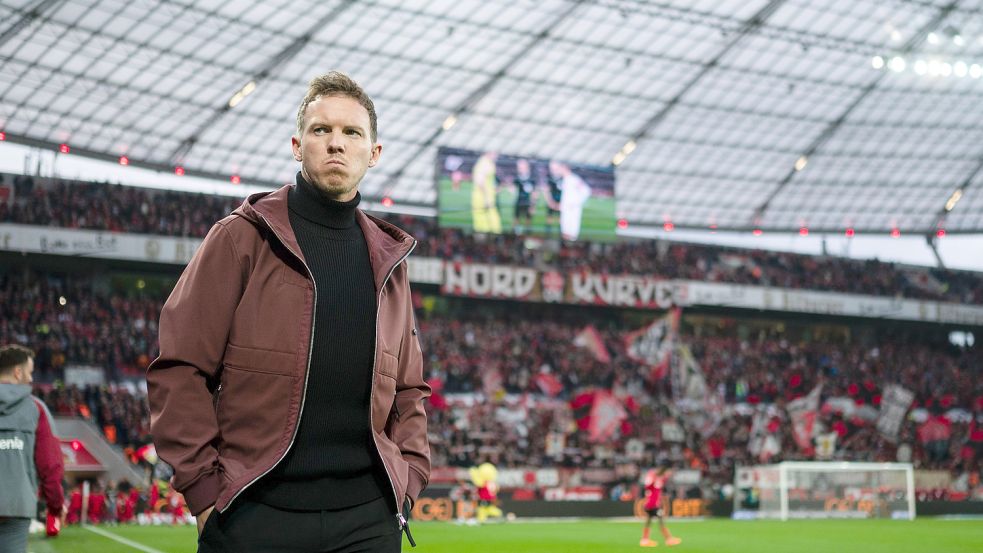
[370,239,417,540]
[214,383,223,412]
[221,214,317,513]
[399,511,416,547]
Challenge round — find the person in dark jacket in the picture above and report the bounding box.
[0,345,65,553]
[148,71,430,553]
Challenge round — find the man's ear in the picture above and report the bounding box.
[368,142,383,168]
[291,135,303,162]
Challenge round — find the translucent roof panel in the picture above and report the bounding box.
[1,0,982,233]
[945,168,983,232]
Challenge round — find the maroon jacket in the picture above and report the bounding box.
[33,398,64,516]
[147,185,430,515]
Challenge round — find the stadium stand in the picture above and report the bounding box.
[0,268,163,382]
[0,173,239,238]
[6,0,983,548]
[3,173,982,304]
[4,264,979,501]
[1,173,981,518]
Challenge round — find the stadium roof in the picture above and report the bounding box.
[2,0,983,235]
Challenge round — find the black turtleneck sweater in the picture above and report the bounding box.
[251,174,389,510]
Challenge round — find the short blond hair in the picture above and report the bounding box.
[295,71,378,142]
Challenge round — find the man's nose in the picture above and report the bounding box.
[326,132,345,152]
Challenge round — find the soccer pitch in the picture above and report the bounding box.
[30,518,983,553]
[437,177,618,241]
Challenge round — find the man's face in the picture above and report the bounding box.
[548,160,564,177]
[291,95,382,201]
[16,358,33,385]
[516,159,530,176]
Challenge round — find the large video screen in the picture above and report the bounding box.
[436,147,617,241]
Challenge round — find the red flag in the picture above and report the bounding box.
[534,372,564,397]
[787,385,822,454]
[573,325,611,363]
[426,377,448,410]
[571,391,595,431]
[748,408,782,462]
[427,391,448,410]
[588,390,627,443]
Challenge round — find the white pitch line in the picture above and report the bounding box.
[83,525,168,553]
[452,516,706,524]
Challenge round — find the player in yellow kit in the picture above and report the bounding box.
[471,151,502,233]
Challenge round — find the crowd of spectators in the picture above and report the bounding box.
[419,313,629,397]
[419,309,982,412]
[35,383,151,452]
[0,269,162,382]
[418,309,983,484]
[0,173,239,237]
[3,171,982,498]
[10,267,977,490]
[3,172,982,304]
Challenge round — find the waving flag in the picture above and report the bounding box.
[534,372,564,397]
[787,385,822,454]
[672,344,722,437]
[588,390,628,443]
[877,385,914,441]
[625,308,680,380]
[573,325,611,364]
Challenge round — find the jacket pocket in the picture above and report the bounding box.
[223,343,297,377]
[215,366,297,474]
[377,351,398,379]
[372,371,397,434]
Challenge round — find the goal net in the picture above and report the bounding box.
[733,462,915,520]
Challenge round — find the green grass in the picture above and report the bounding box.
[29,524,195,553]
[437,177,617,241]
[31,518,983,553]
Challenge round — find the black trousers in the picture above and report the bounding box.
[197,496,402,553]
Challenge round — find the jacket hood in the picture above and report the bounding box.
[0,384,31,416]
[232,183,417,292]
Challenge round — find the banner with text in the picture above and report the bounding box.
[4,226,983,326]
[0,223,200,265]
[427,259,983,326]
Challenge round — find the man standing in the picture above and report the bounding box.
[639,465,681,547]
[543,161,564,238]
[0,345,65,553]
[470,151,502,233]
[147,72,430,552]
[550,161,592,241]
[511,159,538,235]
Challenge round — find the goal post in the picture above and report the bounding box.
[734,462,915,521]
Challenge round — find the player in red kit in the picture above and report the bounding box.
[640,465,681,547]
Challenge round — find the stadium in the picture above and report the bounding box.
[1,0,982,552]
